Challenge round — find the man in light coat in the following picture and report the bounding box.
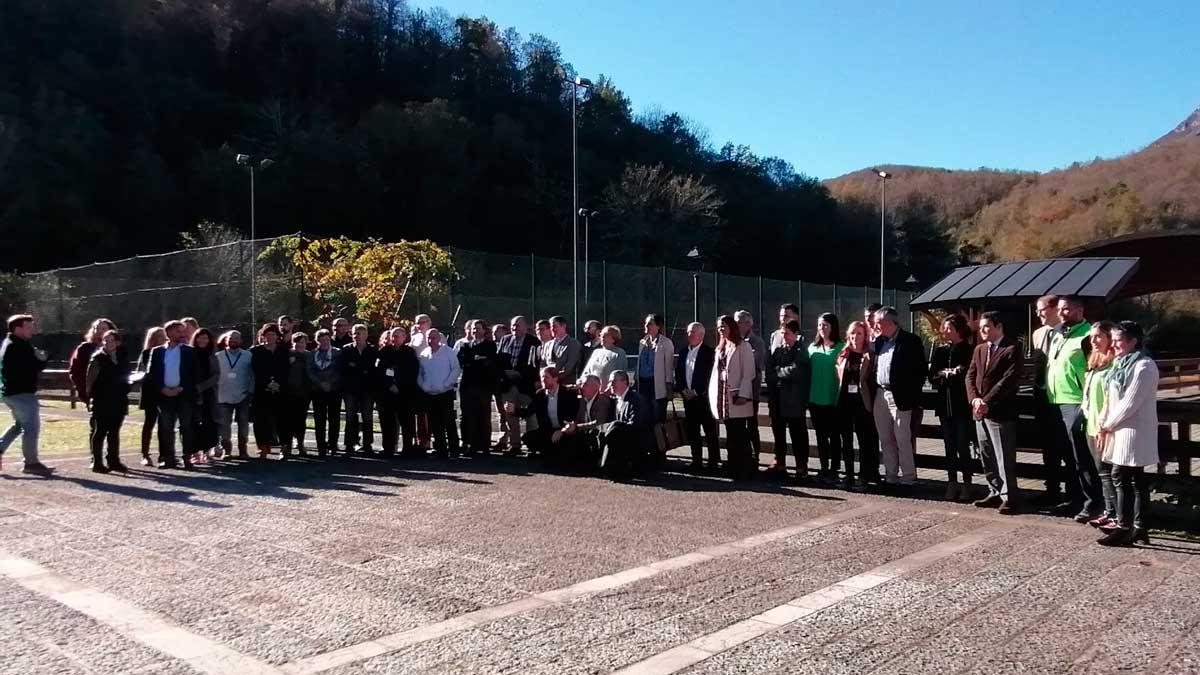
[418,329,462,457]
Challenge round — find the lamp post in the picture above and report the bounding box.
[569,76,593,333]
[874,169,893,303]
[579,209,598,304]
[236,153,274,331]
[905,275,919,332]
[686,246,702,322]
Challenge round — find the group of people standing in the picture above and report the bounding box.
[0,295,1163,545]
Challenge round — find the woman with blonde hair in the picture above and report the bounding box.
[582,325,627,386]
[836,320,879,489]
[1081,320,1118,528]
[708,314,757,480]
[136,326,168,466]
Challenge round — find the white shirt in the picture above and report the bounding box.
[685,344,700,389]
[410,331,427,350]
[163,345,182,388]
[546,387,560,428]
[418,345,460,394]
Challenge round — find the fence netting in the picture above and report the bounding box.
[19,238,916,358]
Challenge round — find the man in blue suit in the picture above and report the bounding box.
[146,320,197,468]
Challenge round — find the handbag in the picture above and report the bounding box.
[655,398,687,453]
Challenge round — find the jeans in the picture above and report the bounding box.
[940,413,975,483]
[1111,464,1149,530]
[216,400,250,454]
[809,403,842,474]
[1,393,41,464]
[873,391,916,485]
[1088,434,1117,518]
[1059,404,1103,513]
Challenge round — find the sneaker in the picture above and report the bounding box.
[944,482,959,501]
[140,454,152,467]
[22,462,54,476]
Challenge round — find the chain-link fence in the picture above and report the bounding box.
[17,237,917,359]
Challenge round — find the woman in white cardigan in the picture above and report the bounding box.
[1096,321,1158,547]
[709,314,757,480]
[636,314,675,423]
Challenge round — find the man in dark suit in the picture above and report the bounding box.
[338,324,378,454]
[496,316,542,454]
[146,320,197,468]
[864,306,926,489]
[966,311,1024,514]
[675,322,719,473]
[505,366,579,467]
[599,370,651,480]
[565,373,614,469]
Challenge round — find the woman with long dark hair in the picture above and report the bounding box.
[807,312,844,483]
[928,314,975,501]
[1095,321,1157,546]
[250,323,289,458]
[708,314,757,480]
[190,328,220,463]
[136,326,167,466]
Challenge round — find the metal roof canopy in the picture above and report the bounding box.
[909,257,1140,310]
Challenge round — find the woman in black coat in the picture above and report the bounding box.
[249,323,290,458]
[86,330,131,473]
[375,326,421,456]
[764,319,812,483]
[136,326,168,466]
[928,314,976,502]
[191,328,220,461]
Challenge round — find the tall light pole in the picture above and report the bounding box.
[569,76,593,333]
[686,246,702,322]
[580,209,598,304]
[236,154,274,330]
[875,169,892,303]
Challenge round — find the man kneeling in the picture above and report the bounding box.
[597,370,652,480]
[504,366,579,469]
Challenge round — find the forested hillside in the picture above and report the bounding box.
[0,0,940,286]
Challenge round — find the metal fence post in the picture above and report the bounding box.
[530,254,536,318]
[661,266,668,331]
[602,261,608,325]
[832,283,839,318]
[757,276,763,331]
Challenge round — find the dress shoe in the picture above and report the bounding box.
[997,501,1017,515]
[22,462,54,476]
[109,461,130,473]
[91,463,111,474]
[974,495,1003,508]
[1097,527,1133,547]
[1132,528,1150,544]
[181,458,194,469]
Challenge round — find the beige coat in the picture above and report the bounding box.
[637,334,675,400]
[708,341,756,420]
[1099,357,1160,468]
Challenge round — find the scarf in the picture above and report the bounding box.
[1108,350,1144,397]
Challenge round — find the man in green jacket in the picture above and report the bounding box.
[1046,296,1103,521]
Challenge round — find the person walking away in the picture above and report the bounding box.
[765,319,812,484]
[807,312,844,483]
[928,314,976,502]
[85,329,131,473]
[1095,321,1158,546]
[966,312,1023,514]
[0,315,52,475]
[215,330,254,459]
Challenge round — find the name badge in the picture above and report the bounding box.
[349,361,357,368]
[289,356,296,364]
[848,384,859,393]
[228,372,239,380]
[385,368,395,377]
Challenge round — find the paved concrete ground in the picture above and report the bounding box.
[3,443,1200,675]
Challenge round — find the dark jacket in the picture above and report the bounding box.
[766,341,812,419]
[966,336,1024,421]
[284,349,311,396]
[137,347,156,410]
[674,342,716,396]
[69,341,99,402]
[866,328,927,411]
[337,343,378,395]
[86,349,131,417]
[307,346,341,393]
[0,336,46,397]
[146,344,197,397]
[249,344,289,397]
[458,339,499,392]
[517,386,580,432]
[496,333,541,395]
[928,341,973,420]
[374,345,419,398]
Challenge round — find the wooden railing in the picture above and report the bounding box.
[1158,358,1200,394]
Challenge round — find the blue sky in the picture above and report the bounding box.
[411,0,1199,179]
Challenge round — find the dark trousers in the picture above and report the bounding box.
[809,403,842,474]
[193,394,218,452]
[1059,404,1102,513]
[1111,464,1149,530]
[599,423,647,479]
[252,392,282,449]
[1035,388,1073,495]
[940,413,976,483]
[459,385,493,454]
[344,391,374,451]
[90,412,124,466]
[523,427,578,468]
[770,413,809,477]
[378,392,415,454]
[638,377,668,423]
[280,394,309,450]
[838,395,879,483]
[426,391,459,454]
[724,417,755,480]
[748,399,763,461]
[157,395,194,463]
[140,407,158,457]
[683,395,720,467]
[311,390,341,453]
